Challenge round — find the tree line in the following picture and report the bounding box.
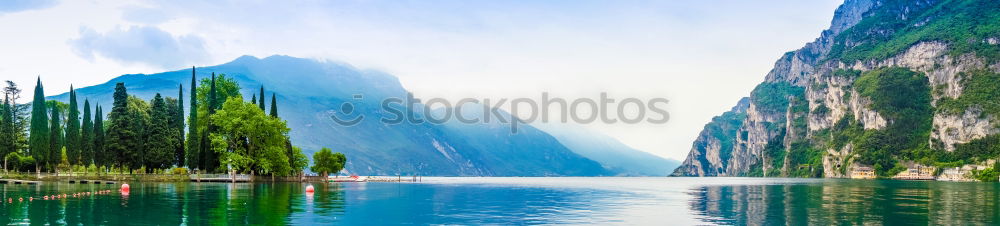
[1,67,346,176]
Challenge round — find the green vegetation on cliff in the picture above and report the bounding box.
[751,82,805,114]
[851,67,934,175]
[937,70,1000,116]
[829,0,1000,63]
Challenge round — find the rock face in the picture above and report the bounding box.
[674,0,1000,177]
[672,98,749,176]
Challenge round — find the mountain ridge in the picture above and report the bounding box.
[46,55,620,176]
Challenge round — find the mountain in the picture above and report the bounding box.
[49,55,609,176]
[673,0,1000,178]
[432,104,612,176]
[533,123,680,176]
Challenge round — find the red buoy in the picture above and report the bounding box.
[306,185,315,193]
[121,183,130,192]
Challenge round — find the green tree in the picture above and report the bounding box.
[0,96,13,168]
[57,147,70,172]
[66,86,81,165]
[48,102,63,172]
[187,67,200,169]
[196,73,241,172]
[93,106,105,168]
[29,78,48,173]
[311,148,346,176]
[210,97,293,176]
[170,86,185,167]
[258,85,265,111]
[290,146,308,175]
[2,81,29,172]
[145,94,174,172]
[269,93,278,118]
[81,99,93,165]
[106,83,151,172]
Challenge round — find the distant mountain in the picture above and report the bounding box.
[533,123,680,176]
[432,104,612,176]
[49,55,612,176]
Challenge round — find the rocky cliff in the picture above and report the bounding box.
[674,0,1000,178]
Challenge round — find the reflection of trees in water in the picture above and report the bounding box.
[183,182,347,224]
[688,181,999,225]
[0,182,350,224]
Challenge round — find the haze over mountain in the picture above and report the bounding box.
[534,122,680,176]
[47,55,637,176]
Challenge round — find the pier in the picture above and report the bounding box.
[189,174,252,182]
[0,179,41,184]
[68,179,117,184]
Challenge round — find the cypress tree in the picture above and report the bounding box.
[202,72,218,172]
[66,86,80,165]
[176,84,185,167]
[48,104,62,172]
[209,73,217,113]
[187,68,199,169]
[269,93,278,118]
[258,85,265,110]
[93,106,105,168]
[251,94,256,105]
[146,94,173,172]
[81,99,93,165]
[0,97,13,167]
[106,83,131,171]
[29,78,48,173]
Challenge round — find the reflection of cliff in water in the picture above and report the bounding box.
[687,180,1000,225]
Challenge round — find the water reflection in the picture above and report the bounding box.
[0,182,348,225]
[688,180,1000,225]
[2,178,996,224]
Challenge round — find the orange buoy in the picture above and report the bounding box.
[306,185,315,193]
[121,183,130,192]
[18,197,22,202]
[29,197,33,201]
[43,196,48,200]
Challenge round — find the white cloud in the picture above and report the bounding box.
[0,0,844,160]
[69,25,209,69]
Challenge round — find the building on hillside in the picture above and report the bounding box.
[850,166,876,179]
[893,165,936,180]
[937,167,975,182]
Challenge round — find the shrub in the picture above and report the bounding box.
[171,167,189,175]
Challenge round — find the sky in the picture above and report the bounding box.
[0,0,843,161]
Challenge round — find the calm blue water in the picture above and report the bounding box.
[0,177,997,225]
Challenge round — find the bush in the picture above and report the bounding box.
[971,166,999,182]
[171,167,189,175]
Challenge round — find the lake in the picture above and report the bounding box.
[0,177,997,225]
